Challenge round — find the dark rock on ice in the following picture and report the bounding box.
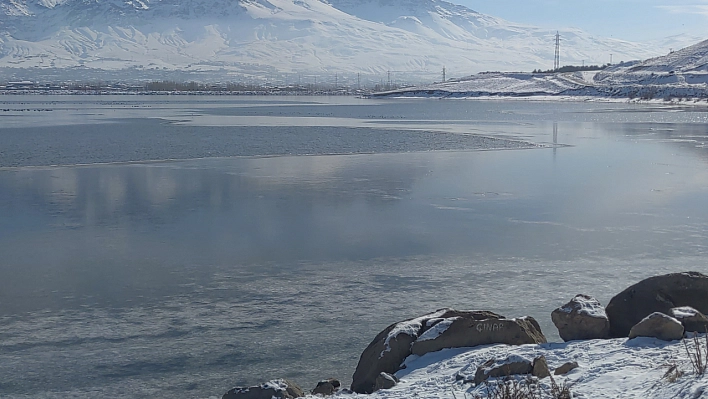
[551,294,610,341]
[628,312,684,341]
[605,272,708,337]
[222,379,304,399]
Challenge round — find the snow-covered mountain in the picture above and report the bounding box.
[0,0,700,81]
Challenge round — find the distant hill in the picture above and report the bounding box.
[375,38,708,99]
[0,0,699,82]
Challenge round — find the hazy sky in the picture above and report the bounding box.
[460,0,708,41]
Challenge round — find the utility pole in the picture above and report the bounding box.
[554,31,560,71]
[387,70,391,90]
[357,73,361,90]
[442,66,446,82]
[335,73,338,89]
[610,54,613,65]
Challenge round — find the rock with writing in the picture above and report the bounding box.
[605,272,708,337]
[473,355,533,385]
[223,379,304,399]
[351,308,503,394]
[311,378,340,396]
[551,294,610,341]
[410,316,546,356]
[628,312,684,341]
[670,306,708,333]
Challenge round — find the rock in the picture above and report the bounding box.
[223,379,304,399]
[350,308,503,394]
[551,294,610,341]
[554,362,579,376]
[628,312,684,341]
[670,306,708,333]
[605,272,708,337]
[532,356,551,379]
[473,356,533,385]
[374,372,399,391]
[410,316,547,356]
[311,379,340,396]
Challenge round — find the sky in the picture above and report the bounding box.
[461,0,708,42]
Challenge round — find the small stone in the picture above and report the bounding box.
[473,356,533,385]
[311,378,340,396]
[554,362,579,376]
[223,379,304,399]
[532,356,551,379]
[628,312,684,341]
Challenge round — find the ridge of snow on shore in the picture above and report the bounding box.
[322,336,708,399]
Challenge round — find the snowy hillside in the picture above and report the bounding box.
[376,38,708,99]
[0,0,697,81]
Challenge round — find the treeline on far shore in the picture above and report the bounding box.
[532,64,610,74]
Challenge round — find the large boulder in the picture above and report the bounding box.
[628,312,684,341]
[223,379,304,399]
[350,308,545,394]
[670,306,708,334]
[410,316,546,355]
[351,309,502,394]
[551,294,610,341]
[605,272,708,337]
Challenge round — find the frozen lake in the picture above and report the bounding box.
[1,96,708,398]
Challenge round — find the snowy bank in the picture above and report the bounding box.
[325,336,708,399]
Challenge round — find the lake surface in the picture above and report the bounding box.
[1,95,708,398]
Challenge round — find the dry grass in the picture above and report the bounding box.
[662,363,685,383]
[463,375,572,399]
[683,332,708,376]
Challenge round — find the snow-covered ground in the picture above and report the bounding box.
[320,336,708,399]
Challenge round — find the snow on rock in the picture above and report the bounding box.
[559,295,607,319]
[551,294,610,342]
[416,317,459,342]
[381,309,449,357]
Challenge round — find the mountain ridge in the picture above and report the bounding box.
[0,0,702,81]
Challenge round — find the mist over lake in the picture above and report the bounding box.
[1,96,708,398]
